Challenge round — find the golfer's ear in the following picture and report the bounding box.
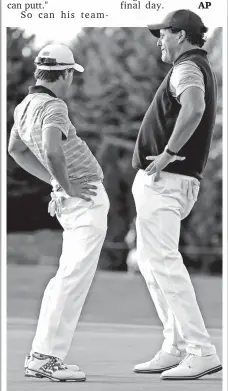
[178,30,186,43]
[63,69,68,80]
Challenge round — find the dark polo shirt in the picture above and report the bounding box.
[132,49,218,180]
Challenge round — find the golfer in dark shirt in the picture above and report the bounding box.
[132,10,222,380]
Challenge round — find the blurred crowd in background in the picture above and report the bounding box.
[7,27,222,273]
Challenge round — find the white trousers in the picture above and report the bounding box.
[32,181,109,360]
[132,170,216,357]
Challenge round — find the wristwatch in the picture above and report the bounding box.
[165,145,177,156]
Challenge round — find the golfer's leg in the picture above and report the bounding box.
[140,195,216,357]
[136,216,185,355]
[32,189,108,360]
[133,171,184,354]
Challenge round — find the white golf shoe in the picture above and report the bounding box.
[160,353,222,380]
[24,352,86,382]
[133,350,184,373]
[24,352,80,374]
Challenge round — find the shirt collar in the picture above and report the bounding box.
[28,85,57,98]
[174,49,208,65]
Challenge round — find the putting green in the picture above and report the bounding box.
[6,265,223,390]
[7,320,222,391]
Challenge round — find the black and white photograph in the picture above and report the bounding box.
[3,1,226,390]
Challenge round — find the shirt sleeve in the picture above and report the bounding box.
[42,99,70,140]
[10,107,21,139]
[10,123,21,139]
[170,60,205,101]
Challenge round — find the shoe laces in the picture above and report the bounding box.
[154,350,164,362]
[41,356,67,372]
[179,353,194,367]
[55,358,68,370]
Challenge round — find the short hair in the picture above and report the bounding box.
[34,68,74,82]
[168,27,207,48]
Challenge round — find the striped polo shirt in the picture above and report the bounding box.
[11,86,103,183]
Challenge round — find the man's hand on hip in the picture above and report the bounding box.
[68,181,98,201]
[145,151,185,181]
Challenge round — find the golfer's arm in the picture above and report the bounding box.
[167,87,205,153]
[43,126,71,194]
[8,135,51,185]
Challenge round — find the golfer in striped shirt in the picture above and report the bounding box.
[8,44,109,382]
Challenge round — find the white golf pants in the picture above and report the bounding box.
[132,170,216,357]
[32,181,109,360]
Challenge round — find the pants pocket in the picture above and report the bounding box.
[145,174,167,194]
[192,183,200,201]
[57,187,109,233]
[180,180,200,220]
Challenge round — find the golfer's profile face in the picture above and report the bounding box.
[157,29,178,64]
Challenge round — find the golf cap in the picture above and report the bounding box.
[34,44,84,72]
[148,9,207,38]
